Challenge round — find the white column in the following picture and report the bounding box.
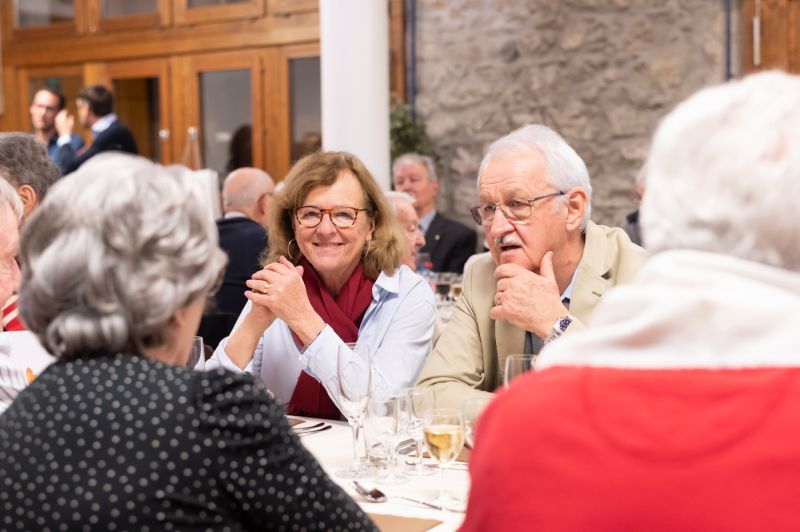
[320,0,391,190]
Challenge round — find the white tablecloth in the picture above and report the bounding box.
[297,418,468,531]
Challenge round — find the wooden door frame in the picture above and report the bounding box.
[173,50,264,172]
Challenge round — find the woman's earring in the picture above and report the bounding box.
[288,238,297,261]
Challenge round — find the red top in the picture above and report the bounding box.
[2,296,25,331]
[462,366,800,532]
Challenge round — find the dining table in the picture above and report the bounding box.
[293,416,470,532]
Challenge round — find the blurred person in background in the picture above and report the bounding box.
[0,153,375,530]
[463,71,800,532]
[393,153,476,273]
[29,87,84,174]
[55,84,138,173]
[386,190,426,271]
[207,151,435,419]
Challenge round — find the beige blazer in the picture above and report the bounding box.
[416,222,646,409]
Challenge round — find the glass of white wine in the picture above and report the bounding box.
[336,342,373,479]
[423,407,465,504]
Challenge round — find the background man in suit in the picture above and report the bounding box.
[416,124,645,409]
[29,87,84,174]
[0,133,62,332]
[215,167,274,316]
[393,153,476,273]
[386,191,426,271]
[55,84,137,173]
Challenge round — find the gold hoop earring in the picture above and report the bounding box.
[287,238,297,261]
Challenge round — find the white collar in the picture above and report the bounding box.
[91,113,118,135]
[539,250,800,370]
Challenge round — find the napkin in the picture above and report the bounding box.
[368,513,442,532]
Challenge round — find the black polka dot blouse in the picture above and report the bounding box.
[0,353,377,531]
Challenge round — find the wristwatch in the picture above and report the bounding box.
[544,314,574,344]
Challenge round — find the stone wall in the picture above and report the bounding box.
[414,0,741,231]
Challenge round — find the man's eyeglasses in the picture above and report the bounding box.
[295,206,370,228]
[470,191,566,225]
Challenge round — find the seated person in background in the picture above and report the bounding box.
[29,87,84,174]
[215,167,274,315]
[416,124,645,409]
[620,163,646,246]
[0,153,375,530]
[385,190,426,271]
[55,84,138,173]
[0,132,62,331]
[0,177,21,328]
[207,151,435,419]
[462,71,800,532]
[393,153,477,273]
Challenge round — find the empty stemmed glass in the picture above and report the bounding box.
[336,342,373,479]
[503,353,538,387]
[366,393,410,485]
[403,388,436,476]
[423,407,465,505]
[463,396,493,449]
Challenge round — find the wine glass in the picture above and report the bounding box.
[423,407,465,505]
[463,396,493,449]
[434,272,452,304]
[404,388,436,476]
[187,336,205,370]
[503,353,537,387]
[336,342,373,479]
[366,393,409,485]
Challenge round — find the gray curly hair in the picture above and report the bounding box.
[18,153,227,360]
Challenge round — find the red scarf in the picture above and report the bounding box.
[286,259,375,419]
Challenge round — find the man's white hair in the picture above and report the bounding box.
[392,153,437,182]
[478,124,592,229]
[642,71,800,271]
[0,177,23,223]
[384,190,416,215]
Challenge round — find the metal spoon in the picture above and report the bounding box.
[351,480,465,513]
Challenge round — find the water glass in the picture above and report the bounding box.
[423,407,465,505]
[404,388,436,476]
[366,393,409,485]
[503,353,538,387]
[463,396,493,449]
[336,342,373,479]
[187,336,205,370]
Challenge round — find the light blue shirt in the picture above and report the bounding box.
[418,209,436,236]
[206,265,436,408]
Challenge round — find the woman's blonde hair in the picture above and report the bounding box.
[267,151,403,279]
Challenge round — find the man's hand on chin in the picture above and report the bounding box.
[490,251,568,338]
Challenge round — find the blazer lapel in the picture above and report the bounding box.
[570,222,614,320]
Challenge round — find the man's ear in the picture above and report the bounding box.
[16,184,37,219]
[564,188,588,232]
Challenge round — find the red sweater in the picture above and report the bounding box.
[462,366,800,531]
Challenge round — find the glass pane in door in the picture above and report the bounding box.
[14,0,74,28]
[290,57,322,163]
[199,69,252,175]
[188,0,248,7]
[101,0,158,18]
[113,78,161,162]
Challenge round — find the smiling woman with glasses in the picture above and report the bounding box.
[207,151,436,421]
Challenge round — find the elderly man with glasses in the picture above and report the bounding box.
[416,124,645,408]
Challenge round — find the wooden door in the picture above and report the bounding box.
[742,0,800,73]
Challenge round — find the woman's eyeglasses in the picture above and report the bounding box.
[295,206,369,228]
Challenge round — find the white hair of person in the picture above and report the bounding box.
[18,152,227,359]
[0,176,23,223]
[478,124,593,230]
[384,190,416,215]
[392,153,438,182]
[642,71,800,271]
